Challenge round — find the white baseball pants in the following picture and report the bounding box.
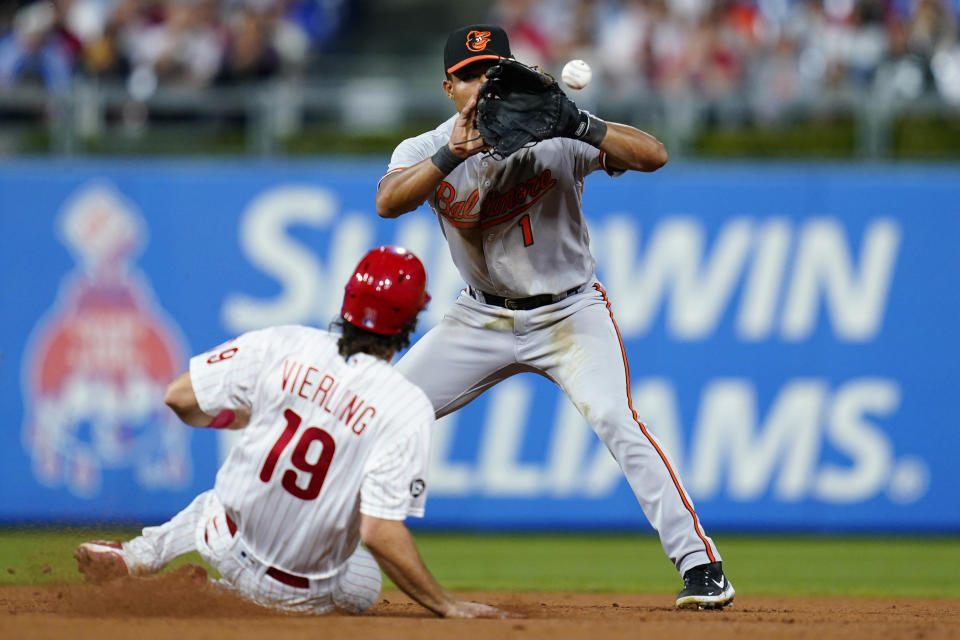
[397,281,721,576]
[123,490,381,614]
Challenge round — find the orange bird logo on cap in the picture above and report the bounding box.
[466,30,492,52]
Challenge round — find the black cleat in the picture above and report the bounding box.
[676,561,735,609]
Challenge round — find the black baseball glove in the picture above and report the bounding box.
[476,59,606,159]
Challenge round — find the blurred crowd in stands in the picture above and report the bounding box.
[0,0,349,97]
[493,0,960,120]
[490,0,960,118]
[1,0,959,119]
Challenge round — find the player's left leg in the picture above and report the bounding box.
[397,292,534,417]
[227,542,381,614]
[331,543,382,613]
[524,284,731,601]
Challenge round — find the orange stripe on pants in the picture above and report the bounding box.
[592,283,716,563]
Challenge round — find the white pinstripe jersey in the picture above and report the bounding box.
[189,325,433,579]
[383,114,620,298]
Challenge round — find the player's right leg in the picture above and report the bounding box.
[675,561,736,609]
[396,293,525,417]
[523,286,734,608]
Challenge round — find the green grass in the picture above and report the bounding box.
[2,529,958,598]
[0,528,203,587]
[413,533,960,598]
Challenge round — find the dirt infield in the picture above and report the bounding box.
[1,567,956,640]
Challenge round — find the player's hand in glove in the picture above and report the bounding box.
[450,93,489,157]
[476,58,607,159]
[430,92,490,176]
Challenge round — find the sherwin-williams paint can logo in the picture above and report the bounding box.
[21,183,191,498]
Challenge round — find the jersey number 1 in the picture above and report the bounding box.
[259,408,335,500]
[519,214,535,247]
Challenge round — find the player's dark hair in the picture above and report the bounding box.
[331,317,419,361]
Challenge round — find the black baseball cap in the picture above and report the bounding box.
[444,24,512,74]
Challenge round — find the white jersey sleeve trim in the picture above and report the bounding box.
[189,330,269,417]
[379,115,457,185]
[360,428,427,520]
[377,166,407,189]
[599,150,626,177]
[189,355,221,416]
[360,383,433,520]
[359,504,409,521]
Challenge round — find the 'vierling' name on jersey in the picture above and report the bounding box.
[280,359,375,435]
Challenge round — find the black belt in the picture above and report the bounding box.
[223,514,310,589]
[470,284,585,310]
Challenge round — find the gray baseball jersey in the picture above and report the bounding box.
[382,124,723,578]
[385,114,620,298]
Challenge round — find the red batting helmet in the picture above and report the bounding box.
[341,246,431,335]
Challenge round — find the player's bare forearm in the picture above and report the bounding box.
[164,372,212,426]
[164,372,248,429]
[360,515,513,618]
[376,160,446,218]
[360,515,458,615]
[599,122,668,172]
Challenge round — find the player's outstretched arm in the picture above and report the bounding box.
[360,514,517,618]
[164,372,249,429]
[375,159,446,219]
[376,94,487,218]
[597,121,668,173]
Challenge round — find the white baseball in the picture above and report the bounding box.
[561,59,592,90]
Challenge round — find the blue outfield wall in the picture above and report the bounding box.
[1,160,958,532]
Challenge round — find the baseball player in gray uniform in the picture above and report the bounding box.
[376,25,734,609]
[74,246,511,619]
